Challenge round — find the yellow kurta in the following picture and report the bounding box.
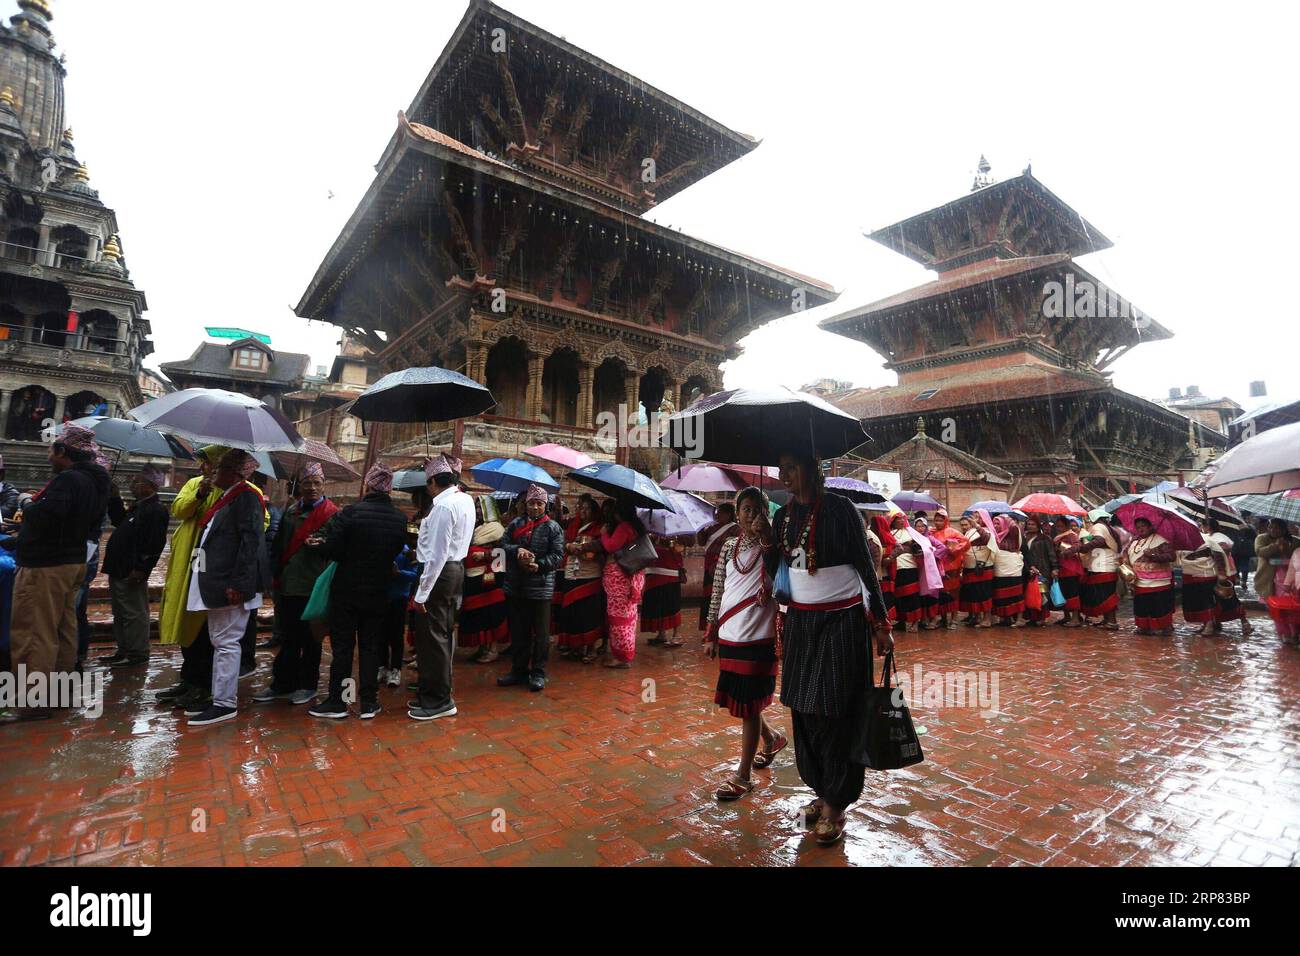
[158,476,268,646]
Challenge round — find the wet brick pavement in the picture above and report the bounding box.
[1,612,1297,867]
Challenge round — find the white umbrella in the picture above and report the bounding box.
[1206,422,1300,497]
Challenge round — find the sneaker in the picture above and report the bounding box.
[173,686,205,710]
[359,701,381,720]
[188,705,237,727]
[155,681,193,702]
[385,669,401,688]
[238,663,257,680]
[308,699,349,719]
[289,689,317,705]
[407,703,457,721]
[252,687,295,704]
[496,672,527,687]
[98,653,129,665]
[528,674,546,693]
[183,694,214,717]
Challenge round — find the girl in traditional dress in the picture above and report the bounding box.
[1071,512,1121,629]
[991,515,1025,626]
[703,486,787,801]
[593,498,646,668]
[558,494,607,664]
[931,509,969,629]
[1203,518,1252,637]
[1122,517,1176,636]
[773,453,891,847]
[642,535,685,647]
[1021,516,1057,626]
[1052,516,1084,627]
[959,511,996,627]
[463,496,508,663]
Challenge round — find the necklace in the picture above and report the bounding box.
[782,496,821,574]
[733,534,762,574]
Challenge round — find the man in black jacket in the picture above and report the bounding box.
[309,462,408,720]
[99,465,171,667]
[497,483,566,692]
[184,449,271,727]
[3,425,111,723]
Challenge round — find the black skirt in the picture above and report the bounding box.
[959,567,993,613]
[640,577,682,632]
[1181,575,1216,623]
[556,575,605,648]
[715,640,777,718]
[780,604,870,718]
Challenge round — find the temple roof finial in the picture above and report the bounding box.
[971,154,995,192]
[916,416,927,436]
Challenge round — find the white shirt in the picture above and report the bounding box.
[414,485,476,603]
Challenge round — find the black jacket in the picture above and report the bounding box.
[321,492,409,604]
[195,483,271,606]
[103,493,170,579]
[501,516,566,601]
[16,461,112,568]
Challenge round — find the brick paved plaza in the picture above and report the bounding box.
[1,613,1297,867]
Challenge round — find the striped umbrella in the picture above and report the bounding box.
[1228,493,1300,524]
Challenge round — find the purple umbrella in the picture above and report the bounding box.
[638,489,714,538]
[825,476,888,504]
[128,388,304,452]
[660,463,747,493]
[1113,499,1203,551]
[891,490,943,512]
[1206,421,1300,496]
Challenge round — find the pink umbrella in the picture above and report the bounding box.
[524,443,595,470]
[661,462,747,493]
[1114,499,1203,551]
[725,462,780,481]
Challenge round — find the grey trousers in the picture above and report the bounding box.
[413,561,463,711]
[109,576,151,661]
[209,605,251,709]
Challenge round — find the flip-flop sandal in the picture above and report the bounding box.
[814,814,848,846]
[715,777,754,801]
[752,733,789,769]
[663,639,685,648]
[802,800,823,828]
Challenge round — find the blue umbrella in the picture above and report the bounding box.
[568,461,673,511]
[470,458,559,496]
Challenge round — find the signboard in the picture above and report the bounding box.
[866,469,902,498]
[205,327,271,344]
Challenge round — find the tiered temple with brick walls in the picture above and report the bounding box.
[818,160,1218,503]
[295,0,834,472]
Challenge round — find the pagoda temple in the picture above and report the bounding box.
[295,0,834,469]
[0,0,152,486]
[819,160,1217,501]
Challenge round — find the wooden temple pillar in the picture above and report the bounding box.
[525,352,545,420]
[577,361,595,428]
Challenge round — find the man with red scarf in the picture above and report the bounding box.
[184,449,270,727]
[254,463,338,707]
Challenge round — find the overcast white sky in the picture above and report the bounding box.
[50,0,1299,412]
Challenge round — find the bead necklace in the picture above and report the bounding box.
[732,534,763,574]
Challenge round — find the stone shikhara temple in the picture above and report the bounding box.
[0,0,151,485]
[296,0,834,468]
[819,160,1220,500]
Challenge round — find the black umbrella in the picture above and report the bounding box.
[63,416,194,460]
[661,386,870,466]
[392,467,429,492]
[348,366,496,423]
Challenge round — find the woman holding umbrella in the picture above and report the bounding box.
[557,494,607,664]
[1070,511,1122,630]
[590,498,648,668]
[461,497,509,664]
[1204,518,1252,637]
[1121,517,1177,636]
[931,510,969,629]
[1052,516,1085,627]
[773,453,891,847]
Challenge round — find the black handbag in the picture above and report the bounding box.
[848,651,924,770]
[614,534,658,574]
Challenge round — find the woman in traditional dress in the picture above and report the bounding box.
[1178,529,1219,636]
[1202,518,1252,637]
[931,509,969,629]
[991,515,1025,626]
[698,503,739,632]
[1254,518,1298,601]
[1052,516,1085,627]
[890,516,933,631]
[1071,511,1121,630]
[557,494,607,664]
[874,514,897,623]
[642,535,686,648]
[462,496,508,663]
[913,516,950,630]
[1266,543,1300,645]
[592,498,646,669]
[773,453,891,847]
[1021,516,1057,626]
[959,512,996,627]
[703,486,787,800]
[1122,517,1176,636]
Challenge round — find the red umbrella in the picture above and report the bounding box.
[1012,492,1088,516]
[1114,499,1203,551]
[523,442,595,470]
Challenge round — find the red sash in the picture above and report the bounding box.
[512,517,544,542]
[280,498,339,568]
[200,481,264,528]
